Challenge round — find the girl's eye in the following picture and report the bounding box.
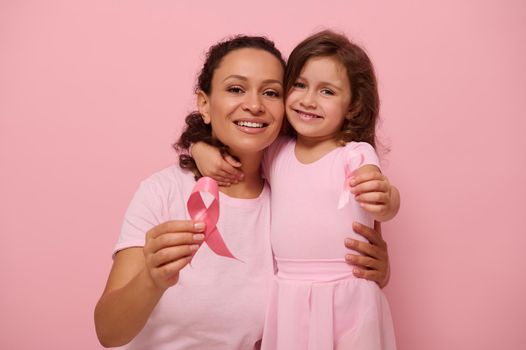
[321,88,335,96]
[293,81,306,89]
[227,86,244,94]
[263,90,281,98]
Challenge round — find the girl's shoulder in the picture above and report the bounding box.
[342,141,380,171]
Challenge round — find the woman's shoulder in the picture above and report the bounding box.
[139,164,196,196]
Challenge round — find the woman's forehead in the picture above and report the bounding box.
[213,48,284,83]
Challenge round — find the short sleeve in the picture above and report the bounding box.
[113,180,168,255]
[262,135,290,181]
[344,142,381,173]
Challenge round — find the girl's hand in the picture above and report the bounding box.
[349,165,400,222]
[344,221,390,288]
[143,220,206,290]
[191,142,244,186]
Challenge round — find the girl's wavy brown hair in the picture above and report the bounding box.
[173,35,286,179]
[284,30,380,148]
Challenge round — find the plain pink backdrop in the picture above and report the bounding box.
[1,0,525,349]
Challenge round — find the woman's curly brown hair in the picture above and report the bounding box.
[173,35,286,179]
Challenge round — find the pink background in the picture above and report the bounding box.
[1,0,525,348]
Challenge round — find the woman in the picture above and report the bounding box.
[94,35,390,349]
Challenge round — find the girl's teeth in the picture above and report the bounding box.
[237,121,264,128]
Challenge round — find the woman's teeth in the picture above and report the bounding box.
[236,121,265,128]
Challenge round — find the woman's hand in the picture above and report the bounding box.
[191,142,245,186]
[143,220,206,290]
[350,165,400,222]
[344,221,390,288]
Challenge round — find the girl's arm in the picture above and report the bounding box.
[191,142,244,186]
[94,220,205,347]
[350,165,400,222]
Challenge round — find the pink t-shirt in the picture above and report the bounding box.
[114,165,274,350]
[263,137,380,260]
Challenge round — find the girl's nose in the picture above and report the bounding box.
[300,90,317,108]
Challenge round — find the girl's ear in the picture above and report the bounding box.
[196,90,211,124]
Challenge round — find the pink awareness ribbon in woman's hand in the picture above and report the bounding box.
[337,148,365,209]
[187,177,238,260]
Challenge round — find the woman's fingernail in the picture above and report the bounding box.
[349,177,356,186]
[353,268,363,277]
[194,222,205,231]
[346,239,356,247]
[193,234,205,242]
[346,254,355,262]
[190,244,200,252]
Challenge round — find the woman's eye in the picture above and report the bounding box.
[227,86,244,94]
[321,88,335,96]
[263,90,281,98]
[293,81,306,89]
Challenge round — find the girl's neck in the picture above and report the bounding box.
[295,134,340,164]
[219,151,264,199]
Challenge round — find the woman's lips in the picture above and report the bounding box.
[233,120,269,134]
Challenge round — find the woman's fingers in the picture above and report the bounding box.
[150,256,192,285]
[149,244,199,268]
[148,232,204,254]
[146,220,204,240]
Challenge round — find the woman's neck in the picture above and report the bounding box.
[219,151,264,199]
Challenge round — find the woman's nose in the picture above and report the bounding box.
[242,92,264,114]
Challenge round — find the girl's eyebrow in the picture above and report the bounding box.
[222,75,283,86]
[297,75,344,91]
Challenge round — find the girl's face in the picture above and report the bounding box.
[197,48,284,157]
[285,56,351,142]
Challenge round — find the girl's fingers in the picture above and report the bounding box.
[355,192,389,204]
[224,154,242,168]
[350,170,383,186]
[359,203,388,216]
[219,162,243,180]
[216,169,238,183]
[350,180,389,195]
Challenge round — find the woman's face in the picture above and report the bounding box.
[197,48,284,157]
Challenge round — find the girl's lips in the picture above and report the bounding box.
[293,109,322,121]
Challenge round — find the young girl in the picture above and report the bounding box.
[192,30,399,349]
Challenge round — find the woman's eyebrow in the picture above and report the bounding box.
[222,75,282,86]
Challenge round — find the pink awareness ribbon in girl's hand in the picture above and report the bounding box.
[337,148,365,209]
[187,176,239,260]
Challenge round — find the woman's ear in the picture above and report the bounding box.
[196,90,211,124]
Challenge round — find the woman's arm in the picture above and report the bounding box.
[94,220,204,347]
[345,221,390,288]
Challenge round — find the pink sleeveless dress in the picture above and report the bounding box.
[261,137,396,350]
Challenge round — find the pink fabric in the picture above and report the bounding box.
[114,165,273,350]
[261,137,396,349]
[187,176,238,260]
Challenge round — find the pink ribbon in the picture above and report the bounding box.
[337,148,365,209]
[187,176,238,260]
